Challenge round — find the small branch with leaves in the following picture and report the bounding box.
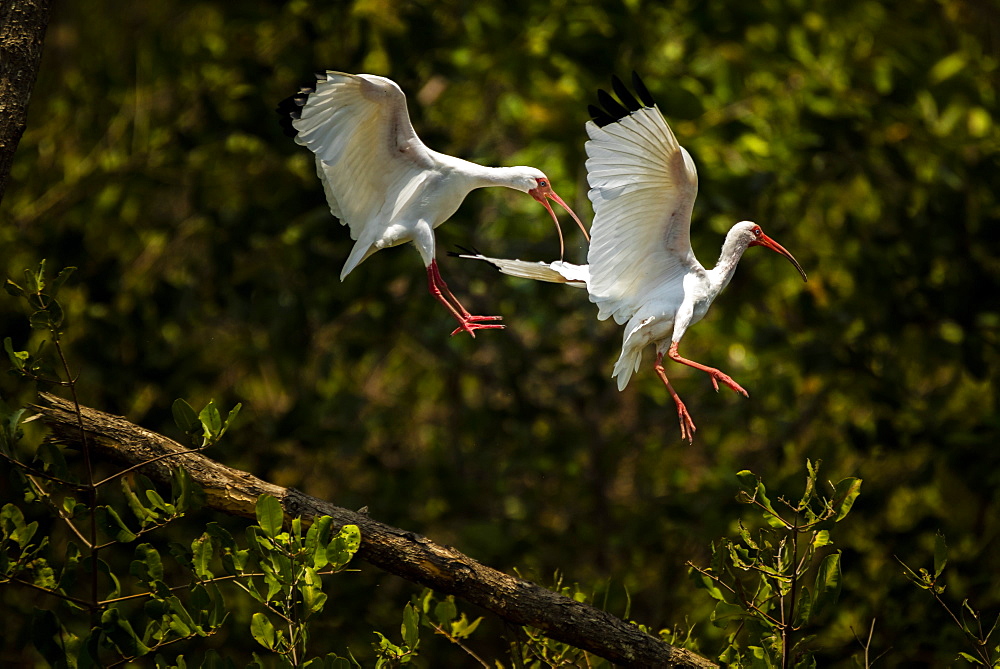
[687,461,862,669]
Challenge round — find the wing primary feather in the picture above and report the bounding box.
[588,104,617,127]
[611,75,642,112]
[631,71,656,107]
[597,88,631,122]
[276,75,323,137]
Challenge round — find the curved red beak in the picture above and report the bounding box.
[529,184,590,260]
[750,233,808,282]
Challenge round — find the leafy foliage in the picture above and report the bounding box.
[690,462,861,667]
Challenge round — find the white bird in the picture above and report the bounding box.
[278,71,588,337]
[462,74,807,442]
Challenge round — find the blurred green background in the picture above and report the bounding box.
[2,0,998,665]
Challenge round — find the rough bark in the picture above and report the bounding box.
[31,392,717,668]
[0,0,52,205]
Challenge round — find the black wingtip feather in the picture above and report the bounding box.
[611,75,641,112]
[589,73,658,127]
[447,245,483,258]
[275,72,330,138]
[631,71,656,107]
[588,104,616,126]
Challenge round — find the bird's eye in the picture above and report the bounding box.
[753,227,762,237]
[538,179,548,187]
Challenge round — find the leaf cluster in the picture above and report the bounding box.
[690,461,862,668]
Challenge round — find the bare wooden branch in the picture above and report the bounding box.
[0,0,53,204]
[32,392,717,668]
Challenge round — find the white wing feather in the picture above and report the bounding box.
[585,106,700,325]
[292,72,436,247]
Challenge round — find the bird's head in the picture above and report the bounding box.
[513,168,590,259]
[739,221,808,282]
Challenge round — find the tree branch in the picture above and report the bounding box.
[32,392,716,668]
[0,0,53,205]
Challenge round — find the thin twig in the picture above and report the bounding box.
[430,622,491,668]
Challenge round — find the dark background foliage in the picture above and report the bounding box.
[2,0,998,665]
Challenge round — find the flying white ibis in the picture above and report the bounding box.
[462,73,807,442]
[278,71,588,337]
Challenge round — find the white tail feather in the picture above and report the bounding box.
[458,254,589,288]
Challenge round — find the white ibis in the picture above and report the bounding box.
[462,73,807,442]
[278,71,588,337]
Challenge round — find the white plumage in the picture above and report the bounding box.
[464,74,807,441]
[279,71,588,337]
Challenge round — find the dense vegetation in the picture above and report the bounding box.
[2,0,998,665]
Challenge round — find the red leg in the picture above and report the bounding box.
[666,342,748,397]
[426,261,504,338]
[654,353,696,444]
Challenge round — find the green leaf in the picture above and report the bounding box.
[57,542,82,593]
[401,602,419,648]
[299,566,328,615]
[736,470,783,525]
[794,586,813,627]
[434,596,457,627]
[327,524,361,568]
[956,652,984,665]
[102,607,151,656]
[4,337,29,371]
[132,543,165,584]
[222,403,242,436]
[256,494,283,538]
[192,534,215,580]
[831,477,862,522]
[250,613,276,650]
[306,515,333,568]
[199,400,223,439]
[51,266,77,292]
[690,568,728,602]
[36,442,70,480]
[934,531,948,578]
[812,530,832,549]
[811,552,842,619]
[171,466,203,514]
[4,278,25,297]
[95,505,138,543]
[711,601,748,628]
[93,557,122,600]
[205,522,237,551]
[23,264,42,294]
[172,399,201,434]
[121,478,157,526]
[30,609,67,667]
[450,613,482,639]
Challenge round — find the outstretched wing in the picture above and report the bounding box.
[585,73,700,324]
[280,72,436,243]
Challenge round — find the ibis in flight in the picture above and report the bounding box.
[462,73,807,441]
[278,71,588,337]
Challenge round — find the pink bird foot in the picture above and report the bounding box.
[449,317,505,337]
[667,342,749,398]
[428,261,505,338]
[706,369,749,397]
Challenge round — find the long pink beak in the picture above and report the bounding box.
[751,233,808,282]
[529,184,590,260]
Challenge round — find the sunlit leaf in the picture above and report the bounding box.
[933,531,948,578]
[250,613,276,650]
[172,398,201,434]
[256,494,283,538]
[811,552,842,619]
[401,602,419,648]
